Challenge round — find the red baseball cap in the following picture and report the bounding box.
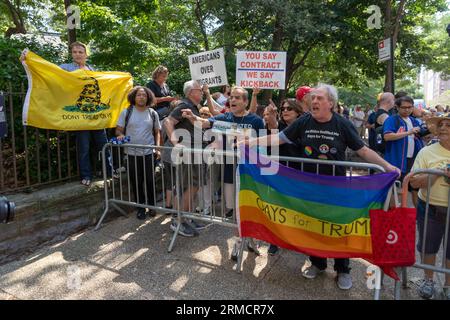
[296,86,312,101]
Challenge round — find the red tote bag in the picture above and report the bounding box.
[369,204,416,267]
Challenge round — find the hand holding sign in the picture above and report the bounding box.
[252,87,261,96]
[20,48,29,62]
[202,84,210,96]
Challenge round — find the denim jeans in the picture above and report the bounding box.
[309,256,351,274]
[75,129,111,180]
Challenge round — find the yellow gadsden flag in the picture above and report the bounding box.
[22,50,133,130]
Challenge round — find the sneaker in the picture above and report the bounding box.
[418,279,435,300]
[147,209,156,217]
[247,239,259,255]
[189,219,211,231]
[231,241,240,261]
[225,209,233,218]
[195,207,211,216]
[268,244,279,255]
[170,221,198,237]
[136,208,147,220]
[301,263,324,279]
[337,273,353,290]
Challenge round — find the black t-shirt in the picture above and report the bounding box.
[268,121,303,170]
[374,109,389,129]
[281,113,365,176]
[146,80,171,119]
[169,98,200,147]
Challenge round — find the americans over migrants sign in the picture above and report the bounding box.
[236,51,287,90]
[188,48,228,88]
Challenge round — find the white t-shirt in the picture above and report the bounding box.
[352,110,365,128]
[117,106,161,156]
[402,116,414,158]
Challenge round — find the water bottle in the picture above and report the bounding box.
[376,133,382,145]
[110,136,130,145]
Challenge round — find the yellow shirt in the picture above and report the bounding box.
[412,143,450,207]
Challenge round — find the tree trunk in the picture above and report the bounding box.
[3,0,27,37]
[261,12,283,104]
[64,0,77,50]
[285,42,313,95]
[194,0,209,51]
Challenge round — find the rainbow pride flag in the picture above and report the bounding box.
[238,149,398,259]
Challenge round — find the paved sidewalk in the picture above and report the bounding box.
[0,212,426,300]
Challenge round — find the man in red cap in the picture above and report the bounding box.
[296,86,312,114]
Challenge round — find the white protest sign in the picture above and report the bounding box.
[212,120,254,138]
[236,51,286,90]
[188,48,228,88]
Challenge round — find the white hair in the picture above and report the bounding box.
[316,83,338,108]
[183,80,200,96]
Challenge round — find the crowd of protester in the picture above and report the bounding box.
[22,41,449,297]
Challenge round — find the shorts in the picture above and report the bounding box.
[163,162,176,191]
[178,163,207,192]
[416,198,450,259]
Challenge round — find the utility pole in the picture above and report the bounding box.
[384,1,394,94]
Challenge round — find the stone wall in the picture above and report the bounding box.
[0,180,122,265]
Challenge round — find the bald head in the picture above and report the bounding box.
[378,92,395,111]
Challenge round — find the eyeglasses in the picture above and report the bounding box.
[281,106,294,112]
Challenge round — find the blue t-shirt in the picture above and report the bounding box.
[59,62,94,72]
[208,112,264,183]
[383,115,424,173]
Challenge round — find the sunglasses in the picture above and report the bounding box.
[281,106,294,112]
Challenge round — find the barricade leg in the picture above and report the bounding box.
[95,201,110,231]
[394,280,401,300]
[168,162,183,253]
[374,269,384,300]
[402,267,408,289]
[236,238,245,273]
[168,213,182,253]
[95,201,128,231]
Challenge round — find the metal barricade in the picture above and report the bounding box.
[96,143,399,299]
[399,169,450,300]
